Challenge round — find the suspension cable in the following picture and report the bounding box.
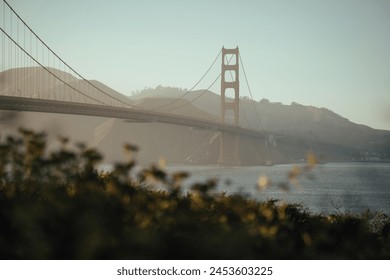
[2,0,138,108]
[0,26,106,105]
[239,52,265,132]
[163,74,221,112]
[149,49,222,111]
[223,54,250,127]
[155,53,235,113]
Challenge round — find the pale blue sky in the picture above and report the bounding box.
[7,0,390,129]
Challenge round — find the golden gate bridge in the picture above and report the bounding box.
[0,0,266,165]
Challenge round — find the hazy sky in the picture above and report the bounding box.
[7,0,390,130]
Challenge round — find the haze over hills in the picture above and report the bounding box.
[0,68,132,105]
[130,86,390,162]
[1,67,389,165]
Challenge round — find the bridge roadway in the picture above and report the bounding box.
[0,95,264,139]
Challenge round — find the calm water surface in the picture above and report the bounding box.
[167,162,390,214]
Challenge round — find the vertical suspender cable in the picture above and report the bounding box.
[239,53,265,132]
[1,1,4,94]
[2,0,137,107]
[16,14,18,96]
[10,6,12,95]
[149,49,222,111]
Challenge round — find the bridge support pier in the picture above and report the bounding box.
[218,47,241,166]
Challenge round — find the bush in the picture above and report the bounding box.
[0,129,389,259]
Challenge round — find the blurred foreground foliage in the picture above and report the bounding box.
[0,129,389,259]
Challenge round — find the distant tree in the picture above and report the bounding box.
[291,102,303,106]
[259,98,270,104]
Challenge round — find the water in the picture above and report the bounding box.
[166,162,390,214]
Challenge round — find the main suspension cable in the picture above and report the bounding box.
[0,26,106,105]
[154,53,235,113]
[239,52,265,132]
[2,0,138,108]
[150,49,222,111]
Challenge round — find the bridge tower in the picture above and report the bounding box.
[218,47,241,165]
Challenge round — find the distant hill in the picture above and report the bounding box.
[0,67,133,106]
[131,86,390,163]
[0,69,220,164]
[1,70,389,165]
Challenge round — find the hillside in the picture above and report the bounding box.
[1,69,389,165]
[0,67,133,105]
[0,68,220,164]
[131,86,390,163]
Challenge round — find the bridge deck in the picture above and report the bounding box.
[0,95,264,139]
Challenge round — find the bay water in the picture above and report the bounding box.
[167,162,390,214]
